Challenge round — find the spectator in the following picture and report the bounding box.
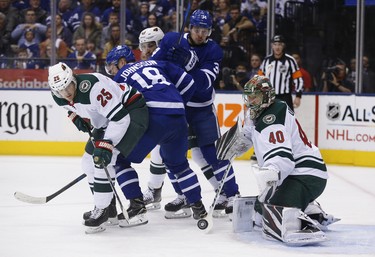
[19,28,40,58]
[220,62,250,91]
[0,11,11,56]
[162,10,177,33]
[101,0,132,27]
[20,0,47,24]
[222,4,254,57]
[100,11,119,49]
[215,0,231,33]
[248,53,262,79]
[292,53,313,92]
[69,0,102,32]
[348,56,375,94]
[55,13,73,48]
[66,37,96,70]
[258,35,303,111]
[102,23,121,59]
[133,1,150,31]
[322,60,354,93]
[0,0,19,32]
[39,26,70,60]
[13,47,39,69]
[247,4,267,56]
[147,13,162,29]
[11,8,47,46]
[362,56,375,94]
[45,0,76,32]
[73,12,102,56]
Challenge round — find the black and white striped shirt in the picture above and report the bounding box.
[258,53,304,97]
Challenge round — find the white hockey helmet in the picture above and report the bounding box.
[139,26,164,51]
[48,62,77,94]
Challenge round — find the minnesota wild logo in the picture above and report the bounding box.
[79,80,91,93]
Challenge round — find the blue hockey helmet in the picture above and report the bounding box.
[189,9,212,29]
[105,45,135,75]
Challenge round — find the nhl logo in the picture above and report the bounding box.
[326,103,340,120]
[79,80,91,93]
[279,64,287,74]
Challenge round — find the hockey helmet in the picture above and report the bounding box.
[48,62,77,97]
[105,45,135,75]
[139,26,164,52]
[190,9,212,29]
[243,75,275,119]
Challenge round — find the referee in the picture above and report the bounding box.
[258,35,304,111]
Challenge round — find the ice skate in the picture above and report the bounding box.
[118,197,148,228]
[212,193,228,218]
[191,200,207,220]
[164,194,192,219]
[83,197,118,226]
[304,201,340,231]
[143,185,162,210]
[84,207,109,234]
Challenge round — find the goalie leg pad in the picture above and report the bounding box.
[262,203,327,246]
[232,196,257,233]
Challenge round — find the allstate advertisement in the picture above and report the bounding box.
[318,95,375,151]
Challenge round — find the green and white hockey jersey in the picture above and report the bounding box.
[52,72,146,147]
[245,100,328,186]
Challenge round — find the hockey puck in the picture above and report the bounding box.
[197,219,208,230]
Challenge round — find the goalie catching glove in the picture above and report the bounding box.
[93,140,114,168]
[68,111,92,133]
[166,45,198,72]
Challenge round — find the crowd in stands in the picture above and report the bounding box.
[0,0,373,93]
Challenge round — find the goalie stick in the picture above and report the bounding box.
[14,173,87,204]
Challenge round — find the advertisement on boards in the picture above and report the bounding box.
[318,95,375,151]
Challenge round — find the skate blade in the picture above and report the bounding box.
[119,214,148,228]
[164,208,192,219]
[146,202,161,210]
[212,209,228,219]
[85,225,106,234]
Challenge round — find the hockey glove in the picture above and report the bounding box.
[92,140,114,169]
[68,111,91,133]
[166,45,198,72]
[252,164,280,202]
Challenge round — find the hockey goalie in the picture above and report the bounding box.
[217,75,339,246]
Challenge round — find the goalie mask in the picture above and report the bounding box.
[105,45,135,75]
[139,27,164,52]
[48,62,77,98]
[243,75,275,119]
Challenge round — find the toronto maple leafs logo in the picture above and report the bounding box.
[326,103,340,121]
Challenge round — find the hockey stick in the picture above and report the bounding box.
[177,0,192,44]
[197,157,235,232]
[86,127,130,223]
[14,173,87,204]
[197,118,249,232]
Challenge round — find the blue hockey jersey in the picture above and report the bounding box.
[113,60,195,115]
[152,32,223,108]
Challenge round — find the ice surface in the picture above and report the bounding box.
[1,156,374,257]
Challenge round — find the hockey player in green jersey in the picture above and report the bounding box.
[219,75,338,246]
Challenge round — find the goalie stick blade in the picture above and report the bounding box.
[14,191,47,204]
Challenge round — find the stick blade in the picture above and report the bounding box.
[14,191,47,204]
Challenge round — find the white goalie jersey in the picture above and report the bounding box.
[245,100,328,186]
